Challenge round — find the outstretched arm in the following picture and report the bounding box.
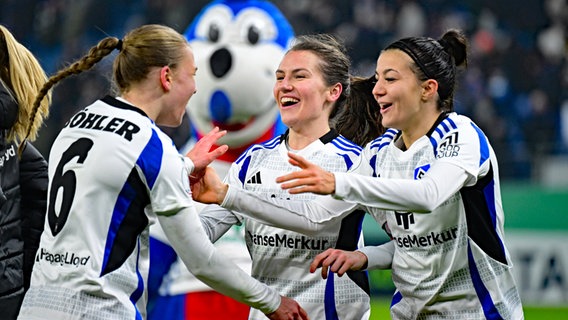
[192,167,359,236]
[158,207,308,319]
[279,152,470,213]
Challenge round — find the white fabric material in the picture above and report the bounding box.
[17,97,278,319]
[222,186,358,236]
[333,161,470,212]
[358,241,395,270]
[152,158,252,295]
[222,113,524,319]
[157,209,280,314]
[213,132,371,320]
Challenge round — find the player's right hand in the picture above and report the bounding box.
[265,296,309,320]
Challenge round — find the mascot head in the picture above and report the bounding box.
[184,0,294,160]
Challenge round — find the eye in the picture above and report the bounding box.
[234,8,279,46]
[247,25,260,45]
[208,24,220,42]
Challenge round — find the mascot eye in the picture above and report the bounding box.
[247,25,260,45]
[208,24,221,42]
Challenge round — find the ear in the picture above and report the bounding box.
[328,83,343,102]
[421,79,438,101]
[160,66,172,91]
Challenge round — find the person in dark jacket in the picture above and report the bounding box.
[0,24,49,320]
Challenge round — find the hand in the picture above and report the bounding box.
[190,167,228,204]
[276,152,335,195]
[266,296,309,320]
[309,248,368,279]
[186,127,229,180]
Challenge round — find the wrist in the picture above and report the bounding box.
[355,250,369,270]
[217,184,229,204]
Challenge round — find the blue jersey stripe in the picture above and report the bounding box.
[324,272,339,320]
[391,291,403,307]
[467,244,503,320]
[471,123,490,166]
[483,179,507,259]
[336,153,353,170]
[131,238,144,320]
[333,136,362,154]
[101,132,159,276]
[238,156,252,185]
[137,129,163,189]
[236,136,281,164]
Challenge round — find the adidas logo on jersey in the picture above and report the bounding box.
[246,171,262,184]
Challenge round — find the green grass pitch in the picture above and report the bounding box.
[370,298,568,319]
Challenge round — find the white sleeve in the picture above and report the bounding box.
[157,206,280,314]
[199,204,242,243]
[221,185,360,236]
[358,241,395,270]
[334,161,470,213]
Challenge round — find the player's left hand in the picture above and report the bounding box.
[190,167,228,204]
[276,152,335,195]
[186,126,228,180]
[309,248,368,279]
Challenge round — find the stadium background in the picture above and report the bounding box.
[1,0,567,317]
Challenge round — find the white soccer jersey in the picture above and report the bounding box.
[17,96,278,320]
[352,112,523,319]
[203,130,371,320]
[221,113,524,319]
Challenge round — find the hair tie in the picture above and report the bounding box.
[117,39,123,51]
[389,41,433,80]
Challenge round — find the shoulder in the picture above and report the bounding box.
[428,113,482,145]
[235,134,282,164]
[327,135,364,171]
[366,128,399,153]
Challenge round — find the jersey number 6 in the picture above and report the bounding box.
[48,138,94,236]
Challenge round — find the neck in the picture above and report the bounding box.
[121,87,161,122]
[287,125,330,150]
[401,109,443,149]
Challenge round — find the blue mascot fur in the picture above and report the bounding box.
[148,1,294,319]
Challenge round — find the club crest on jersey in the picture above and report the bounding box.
[436,132,460,159]
[414,164,431,180]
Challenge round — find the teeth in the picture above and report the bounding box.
[281,97,299,105]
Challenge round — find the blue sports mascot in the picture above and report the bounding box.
[148,1,294,319]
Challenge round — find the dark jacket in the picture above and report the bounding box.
[0,85,48,319]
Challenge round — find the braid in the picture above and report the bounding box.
[18,37,119,155]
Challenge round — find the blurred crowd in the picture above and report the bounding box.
[1,0,566,180]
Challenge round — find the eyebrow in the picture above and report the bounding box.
[275,68,310,74]
[376,68,398,76]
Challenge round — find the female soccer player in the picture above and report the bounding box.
[194,29,524,319]
[196,34,381,320]
[16,24,306,320]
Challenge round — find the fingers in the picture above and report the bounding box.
[209,144,229,159]
[299,306,309,320]
[287,152,310,169]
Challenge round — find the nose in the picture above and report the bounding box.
[276,77,293,92]
[372,79,385,98]
[210,47,232,78]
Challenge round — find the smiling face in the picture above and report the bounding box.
[372,49,426,133]
[273,50,337,135]
[158,46,198,127]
